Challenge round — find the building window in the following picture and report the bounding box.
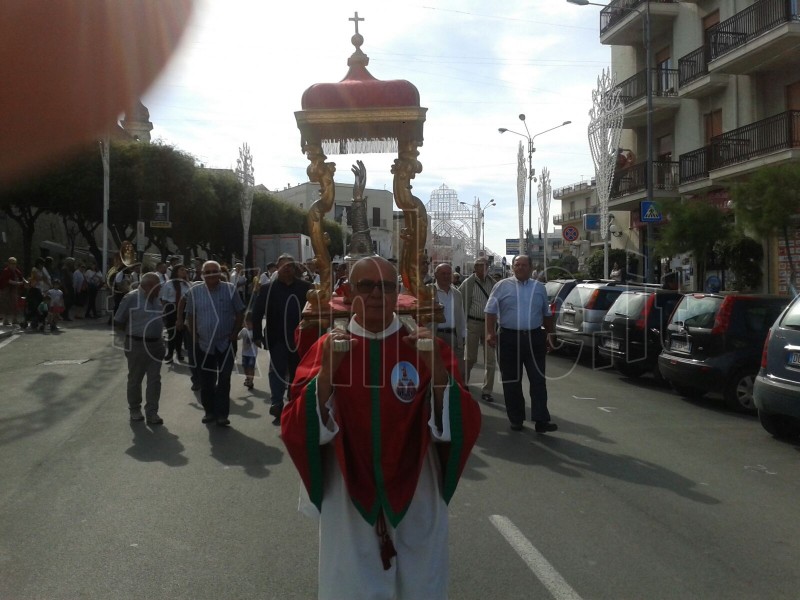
[372,207,380,227]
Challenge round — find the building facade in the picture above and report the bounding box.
[560,0,799,291]
[272,182,395,259]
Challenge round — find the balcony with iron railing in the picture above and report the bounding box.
[707,0,800,74]
[612,160,680,199]
[679,110,800,185]
[599,0,680,46]
[553,204,599,226]
[552,179,596,200]
[615,67,681,127]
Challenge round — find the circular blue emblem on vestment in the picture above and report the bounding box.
[391,361,419,403]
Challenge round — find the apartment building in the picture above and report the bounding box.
[555,0,799,290]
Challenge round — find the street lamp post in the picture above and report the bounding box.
[499,117,571,263]
[480,199,496,257]
[568,0,655,282]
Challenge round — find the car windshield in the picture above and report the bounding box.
[608,293,646,318]
[670,295,723,328]
[780,296,800,329]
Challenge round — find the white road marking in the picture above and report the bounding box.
[598,406,617,413]
[0,334,20,350]
[744,464,777,475]
[490,515,583,600]
[572,395,596,400]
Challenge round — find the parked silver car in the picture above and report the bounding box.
[555,281,641,354]
[754,294,800,439]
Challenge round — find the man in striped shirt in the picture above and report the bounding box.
[184,260,245,427]
[458,258,496,402]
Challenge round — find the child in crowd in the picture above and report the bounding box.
[238,312,258,389]
[46,280,65,332]
[37,295,51,332]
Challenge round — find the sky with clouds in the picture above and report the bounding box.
[143,0,611,257]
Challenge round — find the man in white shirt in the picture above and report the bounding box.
[433,263,466,378]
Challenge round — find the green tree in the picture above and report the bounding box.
[732,163,800,293]
[653,198,731,287]
[713,231,763,291]
[583,248,639,280]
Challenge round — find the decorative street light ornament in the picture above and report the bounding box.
[588,68,623,276]
[294,12,438,333]
[235,142,255,265]
[537,166,552,270]
[537,166,552,240]
[516,141,526,256]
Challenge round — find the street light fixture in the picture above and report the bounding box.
[567,0,655,282]
[480,199,496,257]
[498,117,571,261]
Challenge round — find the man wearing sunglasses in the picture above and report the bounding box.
[184,260,245,427]
[281,256,481,600]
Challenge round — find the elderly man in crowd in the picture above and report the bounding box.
[113,272,165,425]
[485,255,557,433]
[433,263,466,378]
[459,257,497,402]
[184,260,245,427]
[252,253,312,425]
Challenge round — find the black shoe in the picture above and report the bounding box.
[146,415,164,425]
[164,356,173,364]
[202,414,216,424]
[177,354,185,362]
[271,416,281,426]
[481,394,494,403]
[534,421,558,433]
[269,403,283,418]
[510,422,524,431]
[216,418,230,427]
[191,383,202,391]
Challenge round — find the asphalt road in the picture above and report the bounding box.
[1,321,799,599]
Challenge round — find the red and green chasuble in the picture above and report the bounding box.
[282,329,481,527]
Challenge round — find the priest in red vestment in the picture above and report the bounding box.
[282,256,481,600]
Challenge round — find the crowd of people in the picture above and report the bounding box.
[0,255,105,332]
[6,249,555,599]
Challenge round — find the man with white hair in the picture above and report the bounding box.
[114,272,165,425]
[184,260,245,427]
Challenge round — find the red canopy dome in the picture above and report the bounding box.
[301,33,419,111]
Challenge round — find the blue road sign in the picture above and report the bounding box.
[641,201,662,222]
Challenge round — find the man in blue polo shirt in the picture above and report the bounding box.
[484,255,557,433]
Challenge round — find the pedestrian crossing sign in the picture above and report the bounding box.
[640,201,662,223]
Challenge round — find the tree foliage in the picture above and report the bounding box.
[713,230,763,291]
[1,141,344,271]
[583,248,639,280]
[653,198,731,285]
[732,163,800,292]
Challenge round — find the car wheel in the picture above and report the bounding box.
[651,361,668,386]
[758,410,800,439]
[615,361,646,378]
[672,383,704,398]
[723,369,756,411]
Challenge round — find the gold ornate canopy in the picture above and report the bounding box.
[295,12,436,327]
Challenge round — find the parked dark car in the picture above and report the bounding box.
[555,280,641,354]
[753,294,800,438]
[545,279,581,321]
[658,293,789,411]
[599,288,682,379]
